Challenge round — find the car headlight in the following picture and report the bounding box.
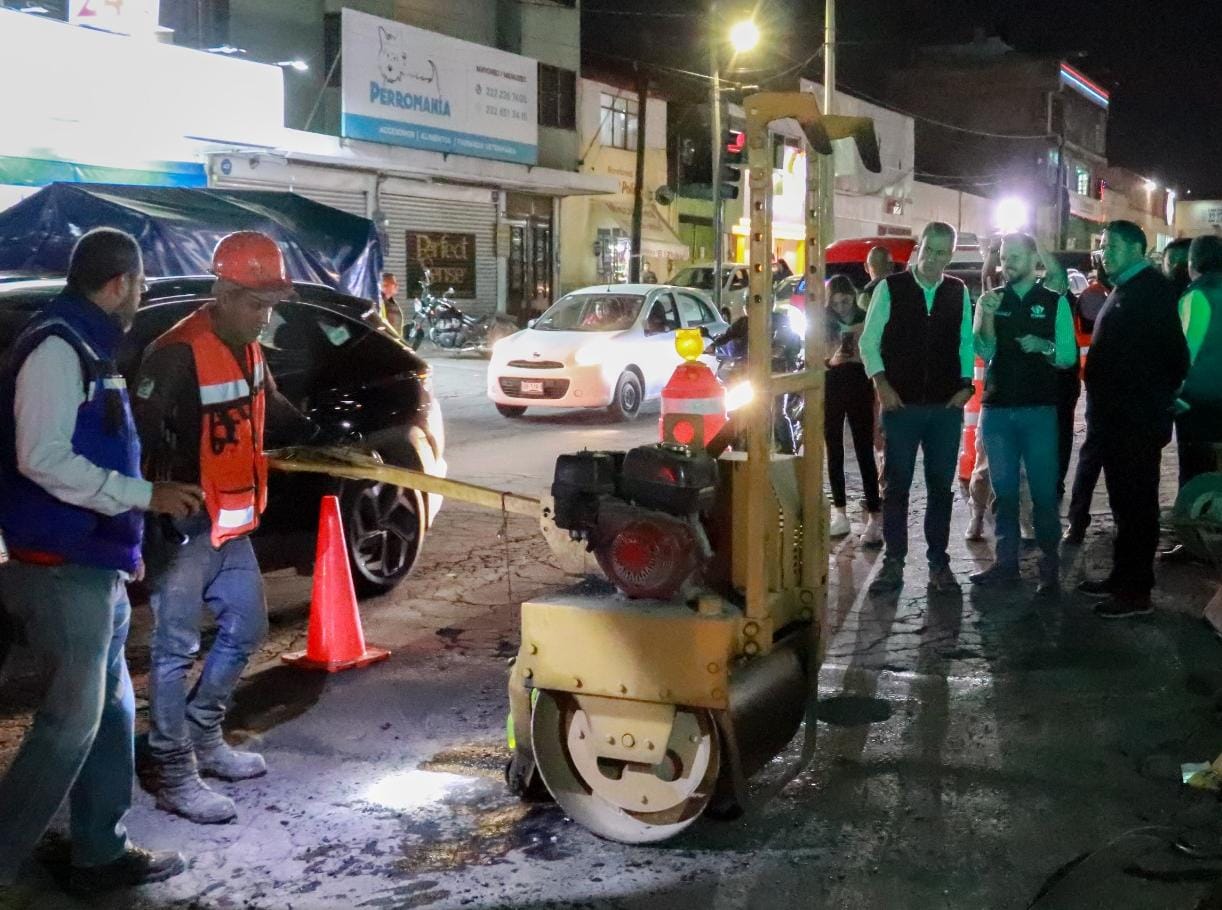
[574,342,611,366]
[783,306,807,338]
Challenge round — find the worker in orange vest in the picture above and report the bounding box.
[133,232,319,825]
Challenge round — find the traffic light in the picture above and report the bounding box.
[721,129,745,199]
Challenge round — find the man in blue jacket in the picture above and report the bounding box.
[0,229,203,893]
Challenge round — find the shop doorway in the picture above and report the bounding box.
[506,217,553,321]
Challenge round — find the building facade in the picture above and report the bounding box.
[557,77,687,295]
[0,0,614,316]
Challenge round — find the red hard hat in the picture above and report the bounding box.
[212,231,293,292]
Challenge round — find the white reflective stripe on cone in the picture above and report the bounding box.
[662,397,724,415]
[217,506,255,529]
[973,367,985,380]
[199,379,251,406]
[1079,346,1090,356]
[964,411,980,427]
[253,361,265,388]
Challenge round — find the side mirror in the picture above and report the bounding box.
[527,318,537,329]
[699,325,711,338]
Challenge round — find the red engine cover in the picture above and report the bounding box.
[593,514,700,600]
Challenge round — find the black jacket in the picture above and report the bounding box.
[1084,265,1188,440]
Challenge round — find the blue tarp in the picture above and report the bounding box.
[0,183,382,300]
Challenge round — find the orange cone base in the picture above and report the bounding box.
[280,645,391,673]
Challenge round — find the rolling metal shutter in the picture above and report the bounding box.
[380,191,498,315]
[211,178,369,219]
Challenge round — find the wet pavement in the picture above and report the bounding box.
[2,355,1221,909]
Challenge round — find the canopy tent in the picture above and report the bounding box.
[0,183,382,300]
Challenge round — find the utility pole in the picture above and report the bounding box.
[816,0,836,292]
[630,65,649,283]
[709,0,724,313]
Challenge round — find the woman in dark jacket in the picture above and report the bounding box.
[824,274,882,544]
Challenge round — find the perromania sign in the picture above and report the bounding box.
[341,9,538,165]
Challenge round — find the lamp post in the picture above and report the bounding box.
[709,8,759,314]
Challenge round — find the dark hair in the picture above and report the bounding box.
[1165,237,1192,256]
[1189,235,1222,274]
[381,270,396,280]
[921,221,957,247]
[1103,220,1147,253]
[66,228,142,296]
[825,274,857,301]
[1001,232,1037,254]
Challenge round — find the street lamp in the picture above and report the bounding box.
[729,19,760,54]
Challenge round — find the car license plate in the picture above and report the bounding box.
[520,380,544,396]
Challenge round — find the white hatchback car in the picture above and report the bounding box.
[487,284,728,420]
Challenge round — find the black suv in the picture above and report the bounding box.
[0,277,446,596]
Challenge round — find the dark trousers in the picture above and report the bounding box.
[1056,368,1081,499]
[1067,425,1105,533]
[1094,423,1166,595]
[880,404,963,568]
[824,364,881,512]
[1175,401,1222,488]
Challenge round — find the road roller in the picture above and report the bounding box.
[505,91,884,843]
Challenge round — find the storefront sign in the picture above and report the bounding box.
[406,231,477,297]
[341,9,538,165]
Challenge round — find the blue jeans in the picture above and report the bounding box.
[0,563,134,881]
[880,405,963,568]
[145,515,267,763]
[980,406,1061,576]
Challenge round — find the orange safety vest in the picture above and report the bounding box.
[151,306,268,548]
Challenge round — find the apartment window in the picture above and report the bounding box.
[538,64,576,130]
[1075,165,1091,196]
[599,93,639,151]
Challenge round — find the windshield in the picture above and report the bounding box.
[533,293,643,332]
[673,267,717,291]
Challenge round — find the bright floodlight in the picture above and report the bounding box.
[729,19,760,53]
[994,196,1030,234]
[1144,178,1158,192]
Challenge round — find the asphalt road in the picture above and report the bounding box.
[3,350,1222,910]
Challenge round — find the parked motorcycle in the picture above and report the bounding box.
[709,309,805,455]
[405,271,518,355]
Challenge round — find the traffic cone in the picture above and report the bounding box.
[281,495,390,672]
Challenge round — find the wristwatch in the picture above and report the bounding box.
[1042,340,1056,357]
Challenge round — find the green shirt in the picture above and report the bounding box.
[860,273,974,380]
[1180,288,1213,364]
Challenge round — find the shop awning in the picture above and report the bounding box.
[591,201,689,259]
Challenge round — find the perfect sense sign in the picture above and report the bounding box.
[341,9,538,165]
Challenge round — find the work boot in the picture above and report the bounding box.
[1061,523,1086,545]
[1078,577,1116,598]
[192,729,267,782]
[860,511,883,548]
[154,753,237,825]
[964,507,986,542]
[868,558,904,595]
[68,847,185,894]
[829,507,851,538]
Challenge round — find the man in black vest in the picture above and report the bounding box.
[1079,220,1188,617]
[969,233,1078,595]
[861,221,975,594]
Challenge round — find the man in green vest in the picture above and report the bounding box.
[970,233,1078,595]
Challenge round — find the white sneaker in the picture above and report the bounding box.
[829,507,851,537]
[860,511,883,548]
[965,509,986,542]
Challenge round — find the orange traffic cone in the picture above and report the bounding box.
[281,495,390,672]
